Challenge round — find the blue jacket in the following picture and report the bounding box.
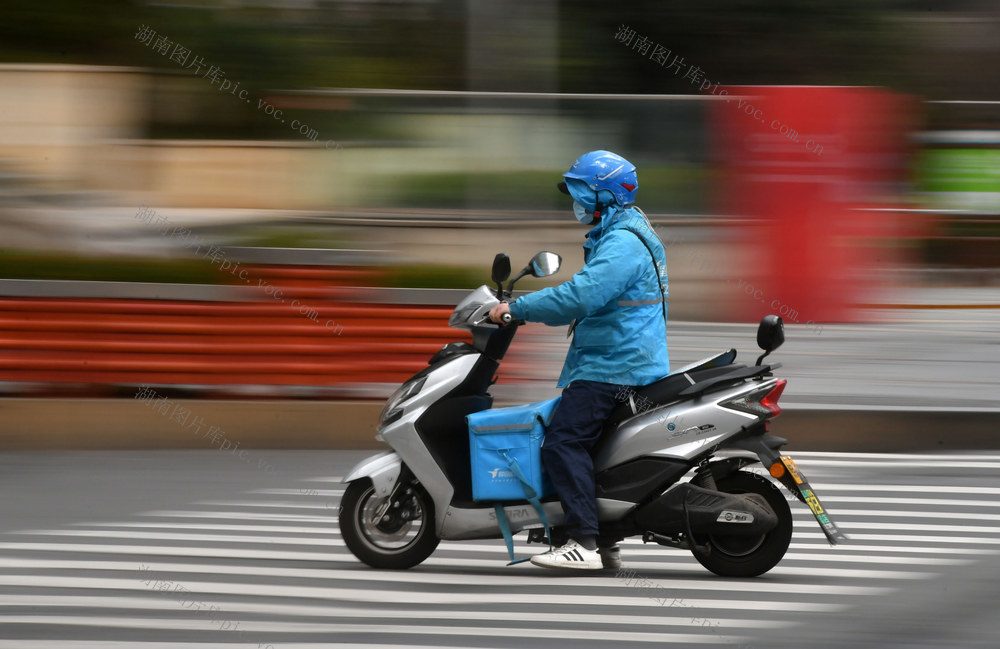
[509,206,670,387]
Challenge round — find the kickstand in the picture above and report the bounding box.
[683,495,712,557]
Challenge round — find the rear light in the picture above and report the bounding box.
[720,379,787,420]
[760,379,786,417]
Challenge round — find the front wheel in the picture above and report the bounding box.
[339,478,440,569]
[691,471,792,578]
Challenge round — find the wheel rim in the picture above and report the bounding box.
[354,484,427,554]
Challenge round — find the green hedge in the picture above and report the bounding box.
[378,165,708,213]
[0,250,222,284]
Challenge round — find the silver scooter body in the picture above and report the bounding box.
[344,284,783,541]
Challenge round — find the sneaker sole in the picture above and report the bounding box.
[529,557,604,570]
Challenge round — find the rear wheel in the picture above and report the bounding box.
[339,479,439,569]
[691,472,792,578]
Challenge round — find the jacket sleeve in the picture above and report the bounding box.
[509,231,647,326]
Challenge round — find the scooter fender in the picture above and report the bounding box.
[342,450,402,498]
[707,450,762,480]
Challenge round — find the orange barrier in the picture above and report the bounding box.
[0,266,475,390]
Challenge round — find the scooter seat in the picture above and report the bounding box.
[603,363,746,431]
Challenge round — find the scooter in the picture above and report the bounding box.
[339,252,847,576]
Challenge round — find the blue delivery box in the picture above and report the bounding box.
[467,397,561,502]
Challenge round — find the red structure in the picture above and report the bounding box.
[711,86,913,324]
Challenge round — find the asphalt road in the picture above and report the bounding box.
[1,449,999,648]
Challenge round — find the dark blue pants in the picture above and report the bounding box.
[542,380,626,539]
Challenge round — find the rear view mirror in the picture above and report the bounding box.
[508,250,562,294]
[755,315,784,366]
[491,253,511,284]
[757,315,785,352]
[530,251,561,278]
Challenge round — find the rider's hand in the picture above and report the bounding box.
[489,303,511,325]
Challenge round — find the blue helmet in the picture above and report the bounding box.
[559,150,638,207]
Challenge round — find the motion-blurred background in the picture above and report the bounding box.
[0,0,997,448]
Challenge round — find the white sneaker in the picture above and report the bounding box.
[529,540,603,570]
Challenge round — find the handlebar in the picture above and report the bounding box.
[475,312,522,327]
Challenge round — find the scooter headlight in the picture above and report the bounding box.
[379,376,427,425]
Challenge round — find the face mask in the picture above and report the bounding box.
[573,201,595,225]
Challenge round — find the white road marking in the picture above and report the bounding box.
[2,451,997,649]
[820,496,1000,508]
[0,644,723,649]
[192,500,339,509]
[0,616,745,644]
[68,522,342,535]
[792,521,1000,534]
[141,510,337,522]
[0,594,792,629]
[792,461,1000,469]
[792,452,1000,461]
[792,508,1000,521]
[252,488,344,496]
[0,575,850,611]
[808,484,1000,495]
[0,557,900,595]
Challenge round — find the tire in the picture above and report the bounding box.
[691,471,792,578]
[338,478,440,569]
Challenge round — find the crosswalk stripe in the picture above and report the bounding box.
[0,575,851,611]
[800,533,1000,545]
[794,521,1000,534]
[0,558,899,595]
[0,616,747,644]
[3,536,970,567]
[1,451,997,649]
[791,452,1000,461]
[792,509,1000,521]
[807,484,1000,495]
[42,519,993,557]
[820,496,1000,507]
[69,522,345,534]
[781,460,1000,469]
[0,542,338,561]
[10,527,998,549]
[253,488,344,496]
[785,543,994,555]
[193,500,340,509]
[0,595,792,629]
[11,529,341,545]
[0,644,716,649]
[9,528,993,563]
[141,510,337,522]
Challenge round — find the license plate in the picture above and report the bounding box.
[780,455,849,545]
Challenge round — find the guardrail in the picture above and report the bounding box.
[0,265,478,396]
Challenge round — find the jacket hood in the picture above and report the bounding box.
[585,203,638,242]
